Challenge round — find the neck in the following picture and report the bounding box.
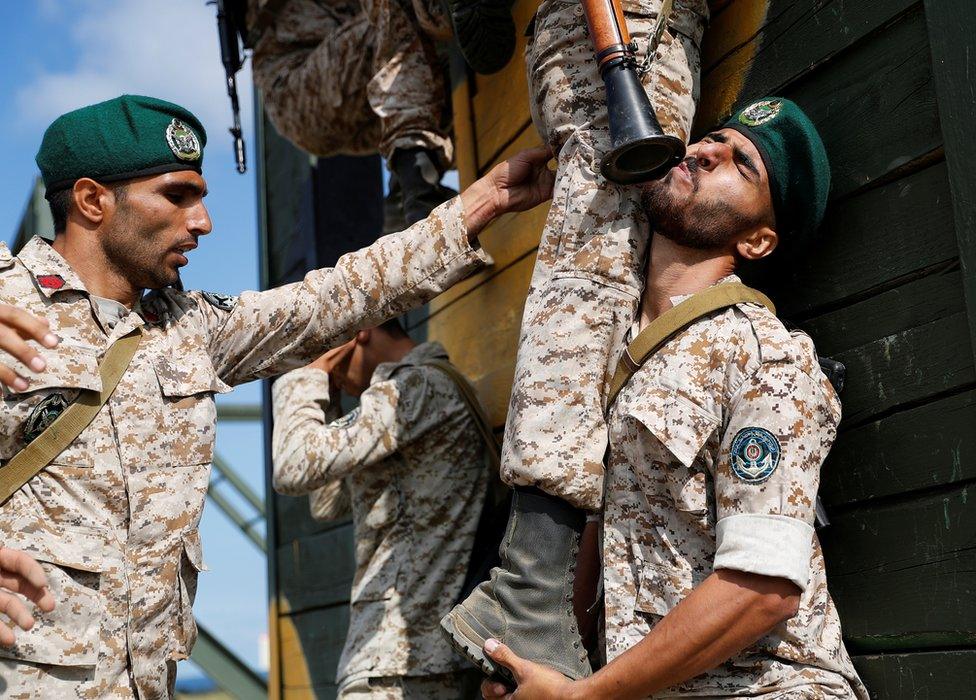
[639,233,737,330]
[52,230,141,308]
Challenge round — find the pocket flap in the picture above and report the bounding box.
[181,528,207,572]
[623,387,718,469]
[2,342,102,398]
[154,352,230,397]
[635,562,692,619]
[1,521,110,573]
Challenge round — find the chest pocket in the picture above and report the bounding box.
[0,342,101,466]
[622,387,717,514]
[153,351,231,467]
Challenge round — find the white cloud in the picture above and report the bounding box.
[16,0,253,160]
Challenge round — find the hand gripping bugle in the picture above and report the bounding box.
[581,0,685,183]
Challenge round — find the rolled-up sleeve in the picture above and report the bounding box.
[712,362,839,590]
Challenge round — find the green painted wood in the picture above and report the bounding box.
[281,605,349,693]
[274,492,340,547]
[276,523,356,614]
[821,483,976,651]
[823,389,976,507]
[924,0,976,373]
[853,650,976,698]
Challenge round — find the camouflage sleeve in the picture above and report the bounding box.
[205,197,489,386]
[271,365,459,495]
[308,480,353,522]
[712,362,839,590]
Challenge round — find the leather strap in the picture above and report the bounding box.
[422,359,500,470]
[0,328,143,505]
[606,283,775,410]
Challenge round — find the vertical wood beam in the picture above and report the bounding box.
[924,0,976,364]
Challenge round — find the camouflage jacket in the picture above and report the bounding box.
[603,276,868,698]
[271,342,489,685]
[0,197,487,699]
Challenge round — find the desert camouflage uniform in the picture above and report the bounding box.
[501,0,708,510]
[602,276,868,698]
[251,0,452,167]
[271,342,487,694]
[0,198,487,699]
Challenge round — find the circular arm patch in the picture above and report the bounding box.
[729,427,781,484]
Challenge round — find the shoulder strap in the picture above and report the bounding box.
[0,328,143,505]
[606,282,774,409]
[422,359,500,470]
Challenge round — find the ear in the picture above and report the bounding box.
[735,225,778,261]
[356,329,371,345]
[71,178,112,227]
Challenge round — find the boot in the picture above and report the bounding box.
[445,0,516,75]
[440,487,593,686]
[390,148,456,226]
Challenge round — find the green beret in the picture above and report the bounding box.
[36,94,207,197]
[724,98,829,238]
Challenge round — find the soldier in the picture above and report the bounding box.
[477,100,869,698]
[272,319,490,698]
[0,94,553,698]
[443,0,709,681]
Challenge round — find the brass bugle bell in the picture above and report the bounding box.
[582,0,685,184]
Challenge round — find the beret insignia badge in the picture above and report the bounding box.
[730,427,781,484]
[23,393,70,442]
[739,99,782,127]
[166,118,202,161]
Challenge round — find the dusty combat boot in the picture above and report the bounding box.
[446,0,516,74]
[440,487,593,685]
[390,147,457,226]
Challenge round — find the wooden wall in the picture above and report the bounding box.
[261,0,976,695]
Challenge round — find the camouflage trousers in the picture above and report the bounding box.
[500,0,702,511]
[252,0,453,166]
[338,670,482,699]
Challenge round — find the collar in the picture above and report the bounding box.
[17,236,90,299]
[372,341,449,383]
[632,274,743,340]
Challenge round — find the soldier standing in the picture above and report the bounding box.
[0,94,552,698]
[478,101,868,698]
[443,0,709,680]
[272,319,490,698]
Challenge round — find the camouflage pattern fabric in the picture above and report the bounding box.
[337,670,481,699]
[251,0,452,167]
[602,277,869,698]
[0,198,487,699]
[500,0,707,511]
[272,342,489,685]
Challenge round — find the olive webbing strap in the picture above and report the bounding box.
[422,359,500,470]
[0,328,143,505]
[606,283,775,410]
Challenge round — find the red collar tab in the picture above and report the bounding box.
[36,274,66,290]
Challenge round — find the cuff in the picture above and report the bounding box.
[714,514,814,591]
[437,195,493,264]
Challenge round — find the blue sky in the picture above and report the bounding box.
[0,0,267,682]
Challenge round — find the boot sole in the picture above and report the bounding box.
[440,609,516,688]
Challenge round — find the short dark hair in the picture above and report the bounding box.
[48,181,128,233]
[378,317,408,338]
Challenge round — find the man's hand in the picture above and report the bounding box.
[0,547,56,647]
[461,147,556,240]
[480,639,580,700]
[306,339,356,375]
[0,304,59,392]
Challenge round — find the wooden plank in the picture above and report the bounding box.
[275,524,356,614]
[853,650,976,699]
[450,47,479,188]
[823,390,976,508]
[924,0,976,372]
[822,484,976,651]
[697,0,918,128]
[472,0,539,170]
[756,161,956,319]
[279,605,349,692]
[428,254,536,428]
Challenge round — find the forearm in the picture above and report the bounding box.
[576,570,800,699]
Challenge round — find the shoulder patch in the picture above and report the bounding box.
[201,291,238,312]
[328,407,360,429]
[729,427,781,483]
